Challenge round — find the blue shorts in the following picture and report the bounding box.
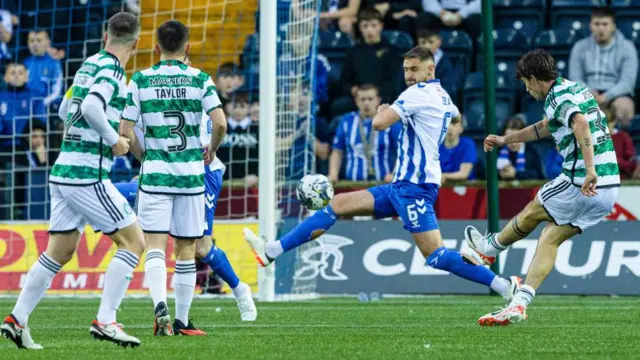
[204,168,223,236]
[367,181,439,233]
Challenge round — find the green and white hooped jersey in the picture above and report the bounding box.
[50,50,127,185]
[544,77,620,188]
[122,60,222,195]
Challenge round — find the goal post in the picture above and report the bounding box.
[258,0,277,302]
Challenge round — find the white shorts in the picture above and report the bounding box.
[49,181,137,235]
[137,191,206,239]
[537,177,619,232]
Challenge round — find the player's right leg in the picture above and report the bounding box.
[464,179,563,265]
[1,184,84,350]
[137,191,173,336]
[60,181,143,347]
[244,185,389,266]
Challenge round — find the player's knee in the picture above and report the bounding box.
[329,193,348,215]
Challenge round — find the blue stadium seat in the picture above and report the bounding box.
[463,72,516,135]
[551,0,607,30]
[494,0,545,38]
[440,30,473,80]
[612,0,640,38]
[477,29,531,70]
[534,29,588,77]
[318,31,355,58]
[617,20,640,52]
[382,30,414,52]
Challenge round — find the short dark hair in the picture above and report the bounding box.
[217,62,239,77]
[356,83,379,95]
[515,48,558,82]
[357,7,383,24]
[29,29,49,37]
[592,7,615,21]
[231,91,249,105]
[403,46,434,62]
[416,27,440,40]
[157,20,190,54]
[503,116,527,134]
[107,12,140,45]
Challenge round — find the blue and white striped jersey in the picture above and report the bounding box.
[332,111,402,181]
[389,79,460,185]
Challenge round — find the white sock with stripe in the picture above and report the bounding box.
[174,260,196,324]
[12,253,61,326]
[484,233,507,257]
[97,249,139,324]
[512,285,536,308]
[145,249,167,308]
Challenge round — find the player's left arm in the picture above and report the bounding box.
[201,74,227,163]
[120,77,143,160]
[572,113,598,196]
[503,118,550,144]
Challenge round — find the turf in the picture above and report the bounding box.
[1,296,639,359]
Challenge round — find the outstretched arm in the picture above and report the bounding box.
[484,118,550,152]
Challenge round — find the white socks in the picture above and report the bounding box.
[145,249,167,308]
[490,276,511,296]
[484,233,508,257]
[265,241,284,259]
[12,253,61,326]
[174,260,196,324]
[512,285,536,307]
[97,249,139,324]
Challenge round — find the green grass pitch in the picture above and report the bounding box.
[1,296,639,359]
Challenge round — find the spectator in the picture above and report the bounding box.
[216,62,242,113]
[24,29,64,107]
[497,117,543,180]
[569,7,638,128]
[544,146,564,180]
[320,0,363,37]
[368,1,422,36]
[250,97,259,123]
[0,8,12,62]
[439,118,476,184]
[419,0,481,40]
[331,8,401,119]
[416,26,458,103]
[15,121,48,168]
[0,63,46,152]
[280,17,331,106]
[328,84,400,182]
[608,118,639,179]
[215,92,259,183]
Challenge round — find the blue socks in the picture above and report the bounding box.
[203,246,240,289]
[280,205,338,252]
[427,247,496,286]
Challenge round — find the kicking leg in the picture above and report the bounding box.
[478,223,580,327]
[2,231,80,350]
[244,189,377,266]
[465,197,550,265]
[197,236,257,321]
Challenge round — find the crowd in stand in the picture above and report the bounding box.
[2,0,640,221]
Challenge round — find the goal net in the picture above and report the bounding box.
[0,0,321,300]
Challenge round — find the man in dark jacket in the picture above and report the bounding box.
[330,7,401,119]
[416,26,459,104]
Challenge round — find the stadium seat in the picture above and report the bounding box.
[382,30,414,52]
[473,140,486,180]
[440,30,473,79]
[534,29,588,77]
[617,20,640,53]
[477,29,531,70]
[612,0,640,41]
[551,0,607,30]
[463,72,516,136]
[493,0,545,38]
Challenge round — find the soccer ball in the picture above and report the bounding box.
[296,174,334,210]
